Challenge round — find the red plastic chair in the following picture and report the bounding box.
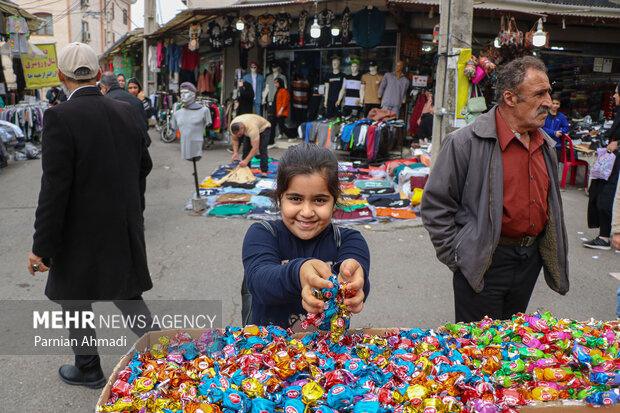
[560,134,588,188]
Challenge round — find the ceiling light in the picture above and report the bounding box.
[493,37,501,48]
[532,18,547,48]
[331,26,340,37]
[310,17,320,39]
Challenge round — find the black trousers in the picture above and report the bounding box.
[241,128,270,173]
[453,241,542,323]
[588,152,620,237]
[60,296,155,371]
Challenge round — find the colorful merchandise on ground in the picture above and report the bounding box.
[185,157,429,223]
[98,312,620,412]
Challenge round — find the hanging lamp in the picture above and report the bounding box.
[532,18,547,47]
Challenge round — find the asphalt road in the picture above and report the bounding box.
[0,131,618,411]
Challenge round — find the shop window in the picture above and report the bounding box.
[122,9,128,25]
[33,12,53,36]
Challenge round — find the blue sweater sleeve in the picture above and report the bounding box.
[542,117,555,138]
[242,223,308,305]
[558,113,570,134]
[331,228,371,301]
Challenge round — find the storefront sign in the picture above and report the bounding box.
[21,43,60,89]
[593,57,612,73]
[113,55,134,79]
[412,75,428,87]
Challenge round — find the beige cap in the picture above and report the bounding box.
[57,42,99,80]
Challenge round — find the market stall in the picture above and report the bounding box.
[96,312,620,412]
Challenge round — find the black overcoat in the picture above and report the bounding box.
[32,86,153,300]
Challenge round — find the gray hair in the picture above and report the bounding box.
[99,71,120,88]
[494,56,548,104]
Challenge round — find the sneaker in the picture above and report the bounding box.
[583,236,611,250]
[226,148,234,153]
[267,143,277,149]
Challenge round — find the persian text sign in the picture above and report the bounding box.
[22,43,60,88]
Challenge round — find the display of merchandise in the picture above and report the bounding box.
[98,312,620,412]
[184,155,428,224]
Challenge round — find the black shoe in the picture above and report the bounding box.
[583,236,611,250]
[58,365,106,389]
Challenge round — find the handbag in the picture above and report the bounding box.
[467,84,487,113]
[590,148,616,181]
[499,17,523,47]
[462,84,486,124]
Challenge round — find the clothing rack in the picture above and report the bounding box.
[0,101,47,141]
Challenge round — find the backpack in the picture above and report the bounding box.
[241,221,341,326]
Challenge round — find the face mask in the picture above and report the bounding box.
[180,90,196,106]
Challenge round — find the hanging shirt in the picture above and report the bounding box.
[324,72,344,102]
[181,44,200,71]
[352,7,385,48]
[273,12,292,46]
[291,78,310,110]
[343,73,362,107]
[361,73,383,104]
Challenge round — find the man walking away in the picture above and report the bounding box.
[27,42,154,389]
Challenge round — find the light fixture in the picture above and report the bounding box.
[235,17,244,31]
[331,26,340,36]
[532,18,547,47]
[493,37,501,48]
[310,17,320,38]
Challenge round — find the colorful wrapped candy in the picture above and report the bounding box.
[98,313,620,413]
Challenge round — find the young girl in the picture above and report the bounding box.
[242,143,370,328]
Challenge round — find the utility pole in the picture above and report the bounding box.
[430,0,473,168]
[143,0,156,95]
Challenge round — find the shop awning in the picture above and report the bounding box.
[388,0,620,19]
[0,0,43,32]
[100,28,144,62]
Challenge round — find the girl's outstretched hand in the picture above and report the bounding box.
[338,259,365,314]
[299,259,333,314]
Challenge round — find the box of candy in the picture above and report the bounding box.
[96,313,620,412]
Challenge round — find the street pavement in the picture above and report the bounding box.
[0,130,618,411]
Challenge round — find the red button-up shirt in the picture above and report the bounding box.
[496,109,549,238]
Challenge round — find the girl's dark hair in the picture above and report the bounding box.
[274,78,284,89]
[273,143,340,205]
[127,77,142,92]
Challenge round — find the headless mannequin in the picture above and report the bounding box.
[171,87,212,210]
[323,58,341,108]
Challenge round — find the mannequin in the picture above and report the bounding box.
[361,60,383,117]
[242,62,265,114]
[337,58,362,117]
[377,60,410,118]
[263,63,286,143]
[323,56,344,118]
[171,82,213,211]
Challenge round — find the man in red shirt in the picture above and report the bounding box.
[421,56,569,323]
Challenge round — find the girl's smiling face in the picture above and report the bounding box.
[280,172,335,240]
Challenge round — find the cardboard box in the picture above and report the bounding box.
[96,328,620,412]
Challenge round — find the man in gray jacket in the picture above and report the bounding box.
[421,56,568,323]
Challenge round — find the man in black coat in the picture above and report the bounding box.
[27,42,154,389]
[99,71,151,216]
